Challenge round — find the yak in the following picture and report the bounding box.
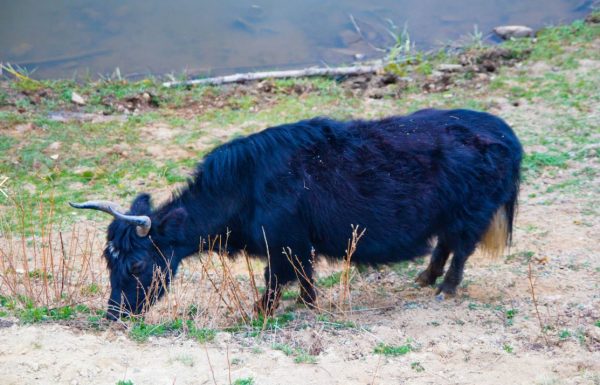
[70,108,522,320]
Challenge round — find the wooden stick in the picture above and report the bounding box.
[162,63,385,87]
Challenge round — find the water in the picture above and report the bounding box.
[0,0,593,79]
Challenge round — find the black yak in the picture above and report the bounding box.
[70,109,522,320]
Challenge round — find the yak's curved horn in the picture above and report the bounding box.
[69,200,151,237]
[107,207,152,237]
[69,200,124,215]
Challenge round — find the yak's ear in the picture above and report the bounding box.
[130,193,152,215]
[157,207,188,239]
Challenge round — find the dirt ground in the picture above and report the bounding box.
[1,19,600,385]
[1,187,599,385]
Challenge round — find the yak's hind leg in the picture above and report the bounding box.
[416,237,451,287]
[435,219,492,298]
[435,241,478,299]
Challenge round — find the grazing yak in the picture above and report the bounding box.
[71,108,522,320]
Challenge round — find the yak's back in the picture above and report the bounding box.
[195,109,521,196]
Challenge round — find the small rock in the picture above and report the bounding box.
[50,154,59,160]
[109,143,130,157]
[367,90,384,99]
[47,141,61,151]
[437,63,463,72]
[481,60,497,72]
[585,13,600,24]
[71,91,86,105]
[14,122,35,134]
[493,25,534,40]
[347,75,371,90]
[377,73,398,86]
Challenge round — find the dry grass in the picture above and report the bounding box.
[0,193,377,337]
[0,196,107,314]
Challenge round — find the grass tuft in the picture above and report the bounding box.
[374,342,413,356]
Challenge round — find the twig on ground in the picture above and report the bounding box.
[527,261,549,345]
[162,64,384,87]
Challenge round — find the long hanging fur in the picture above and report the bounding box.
[480,179,520,258]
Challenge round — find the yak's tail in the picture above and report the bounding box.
[480,180,519,258]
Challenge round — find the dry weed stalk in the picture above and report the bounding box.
[527,260,549,345]
[340,225,365,312]
[0,197,107,311]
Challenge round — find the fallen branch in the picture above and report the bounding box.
[162,63,384,87]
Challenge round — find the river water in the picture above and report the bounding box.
[0,0,594,79]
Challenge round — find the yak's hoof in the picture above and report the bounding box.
[297,295,318,309]
[254,292,281,317]
[435,282,457,299]
[298,288,318,308]
[415,269,438,287]
[254,301,276,317]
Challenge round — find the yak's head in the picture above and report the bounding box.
[70,194,186,320]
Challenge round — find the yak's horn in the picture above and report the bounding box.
[69,200,124,214]
[107,207,152,237]
[69,200,152,237]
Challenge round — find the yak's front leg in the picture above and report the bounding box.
[256,255,296,316]
[295,251,317,308]
[256,245,315,315]
[416,239,451,287]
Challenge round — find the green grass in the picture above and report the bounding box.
[281,289,299,301]
[316,314,357,329]
[187,324,217,343]
[373,342,413,356]
[558,329,571,340]
[272,343,317,364]
[116,380,134,385]
[294,352,317,364]
[505,309,518,326]
[316,269,357,288]
[317,271,343,288]
[244,312,295,336]
[128,318,216,343]
[522,152,570,177]
[0,296,98,324]
[233,378,255,385]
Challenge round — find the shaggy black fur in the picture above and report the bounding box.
[101,109,522,319]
